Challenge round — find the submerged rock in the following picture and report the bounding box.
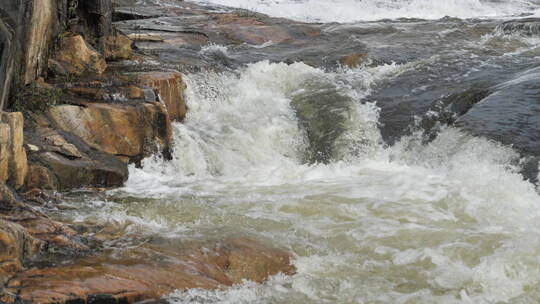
[456,67,540,182]
[339,53,369,68]
[5,238,295,304]
[291,80,359,164]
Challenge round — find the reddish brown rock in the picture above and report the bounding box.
[53,35,107,76]
[0,219,43,285]
[46,102,172,163]
[137,71,188,122]
[339,53,369,68]
[5,238,295,304]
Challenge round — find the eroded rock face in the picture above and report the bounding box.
[52,35,107,76]
[0,113,28,190]
[46,101,172,164]
[137,71,188,122]
[2,113,28,190]
[0,219,43,286]
[5,238,295,304]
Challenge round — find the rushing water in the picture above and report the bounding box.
[190,0,540,22]
[63,0,540,303]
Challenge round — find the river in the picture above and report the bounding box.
[60,0,540,302]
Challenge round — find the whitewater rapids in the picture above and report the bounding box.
[190,0,540,22]
[82,61,540,303]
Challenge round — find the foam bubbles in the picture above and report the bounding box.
[192,0,540,23]
[111,61,540,303]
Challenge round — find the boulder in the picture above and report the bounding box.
[137,71,188,122]
[25,127,128,191]
[46,101,172,164]
[5,238,295,304]
[52,35,107,76]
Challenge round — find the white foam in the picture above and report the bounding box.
[192,0,540,23]
[114,61,540,303]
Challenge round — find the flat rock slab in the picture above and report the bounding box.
[5,238,295,304]
[113,2,367,71]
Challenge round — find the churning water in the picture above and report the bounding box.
[70,0,540,303]
[192,0,540,22]
[86,59,537,303]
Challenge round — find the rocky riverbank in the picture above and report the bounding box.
[0,1,295,303]
[2,0,540,302]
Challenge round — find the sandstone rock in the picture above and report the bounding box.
[65,83,157,103]
[104,31,134,60]
[1,113,28,190]
[46,102,172,163]
[222,238,294,284]
[25,128,128,191]
[0,219,43,285]
[23,0,59,84]
[12,216,89,252]
[53,35,107,76]
[6,238,294,304]
[38,152,126,191]
[0,123,11,184]
[128,33,165,42]
[137,71,188,122]
[340,53,369,68]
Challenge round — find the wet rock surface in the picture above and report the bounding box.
[136,71,188,122]
[112,2,367,71]
[3,0,540,302]
[4,238,294,304]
